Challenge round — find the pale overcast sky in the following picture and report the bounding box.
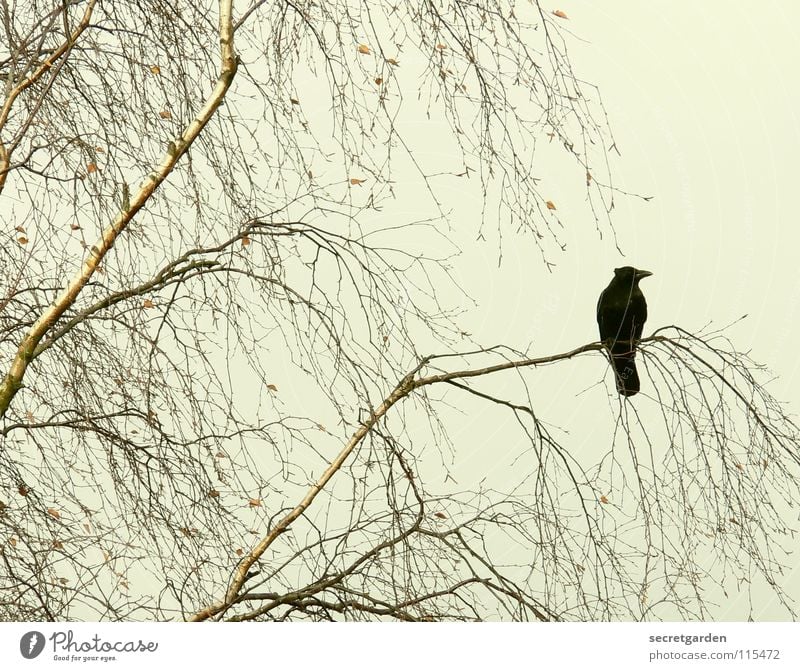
[564,0,800,387]
[578,1,800,618]
[179,1,800,621]
[6,1,796,622]
[412,1,800,619]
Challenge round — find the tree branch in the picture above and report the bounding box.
[190,339,603,620]
[0,0,238,418]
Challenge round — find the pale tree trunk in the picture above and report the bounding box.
[0,0,238,418]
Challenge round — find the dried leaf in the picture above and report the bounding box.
[266,383,278,392]
[248,498,261,507]
[47,507,61,519]
[142,299,154,309]
[17,236,28,245]
[545,200,557,210]
[95,146,105,153]
[53,540,64,550]
[70,223,81,231]
[235,548,244,556]
[357,44,371,55]
[83,523,91,533]
[159,109,172,119]
[242,236,251,246]
[374,77,383,85]
[58,577,68,585]
[553,10,569,19]
[87,162,97,173]
[289,97,299,105]
[586,171,592,184]
[18,485,29,497]
[208,489,220,498]
[14,225,25,233]
[150,65,161,75]
[349,177,366,186]
[25,410,34,422]
[9,537,17,547]
[386,58,399,66]
[436,43,447,50]
[600,495,609,504]
[434,512,447,519]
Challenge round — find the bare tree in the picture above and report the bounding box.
[1,0,797,622]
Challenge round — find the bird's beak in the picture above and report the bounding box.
[635,270,653,280]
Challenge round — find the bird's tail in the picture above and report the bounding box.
[611,353,640,396]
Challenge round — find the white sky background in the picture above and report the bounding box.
[454,0,800,385]
[6,1,795,622]
[553,0,800,386]
[572,0,800,618]
[382,1,800,620]
[120,1,800,622]
[573,1,800,617]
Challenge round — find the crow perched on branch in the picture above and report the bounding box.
[596,266,652,396]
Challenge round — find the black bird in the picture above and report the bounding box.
[596,266,652,396]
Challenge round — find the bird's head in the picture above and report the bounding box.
[614,266,652,283]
